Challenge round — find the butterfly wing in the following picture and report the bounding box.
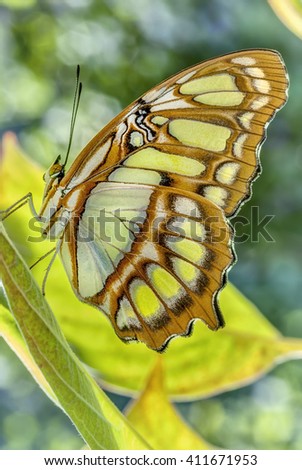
[53,49,288,350]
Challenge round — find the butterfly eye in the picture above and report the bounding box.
[50,171,63,179]
[49,163,64,182]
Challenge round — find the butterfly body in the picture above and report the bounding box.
[38,49,288,351]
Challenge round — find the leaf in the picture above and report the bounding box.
[268,0,302,39]
[0,304,57,404]
[0,224,149,450]
[126,359,212,450]
[162,284,302,400]
[1,133,302,402]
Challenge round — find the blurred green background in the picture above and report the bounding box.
[1,0,302,449]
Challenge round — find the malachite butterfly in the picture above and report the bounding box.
[2,49,288,351]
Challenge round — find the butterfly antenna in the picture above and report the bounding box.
[63,64,82,168]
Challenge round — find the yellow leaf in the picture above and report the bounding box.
[2,134,302,402]
[126,359,212,450]
[268,0,302,39]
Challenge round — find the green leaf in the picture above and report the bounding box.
[0,224,149,450]
[126,359,213,450]
[0,304,57,404]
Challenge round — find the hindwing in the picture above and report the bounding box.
[60,184,233,350]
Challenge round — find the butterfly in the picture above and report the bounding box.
[3,49,289,351]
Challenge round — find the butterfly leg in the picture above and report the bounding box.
[0,192,40,221]
[41,239,63,296]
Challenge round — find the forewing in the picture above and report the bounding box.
[62,49,288,218]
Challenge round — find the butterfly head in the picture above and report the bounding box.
[39,155,69,237]
[42,155,65,200]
